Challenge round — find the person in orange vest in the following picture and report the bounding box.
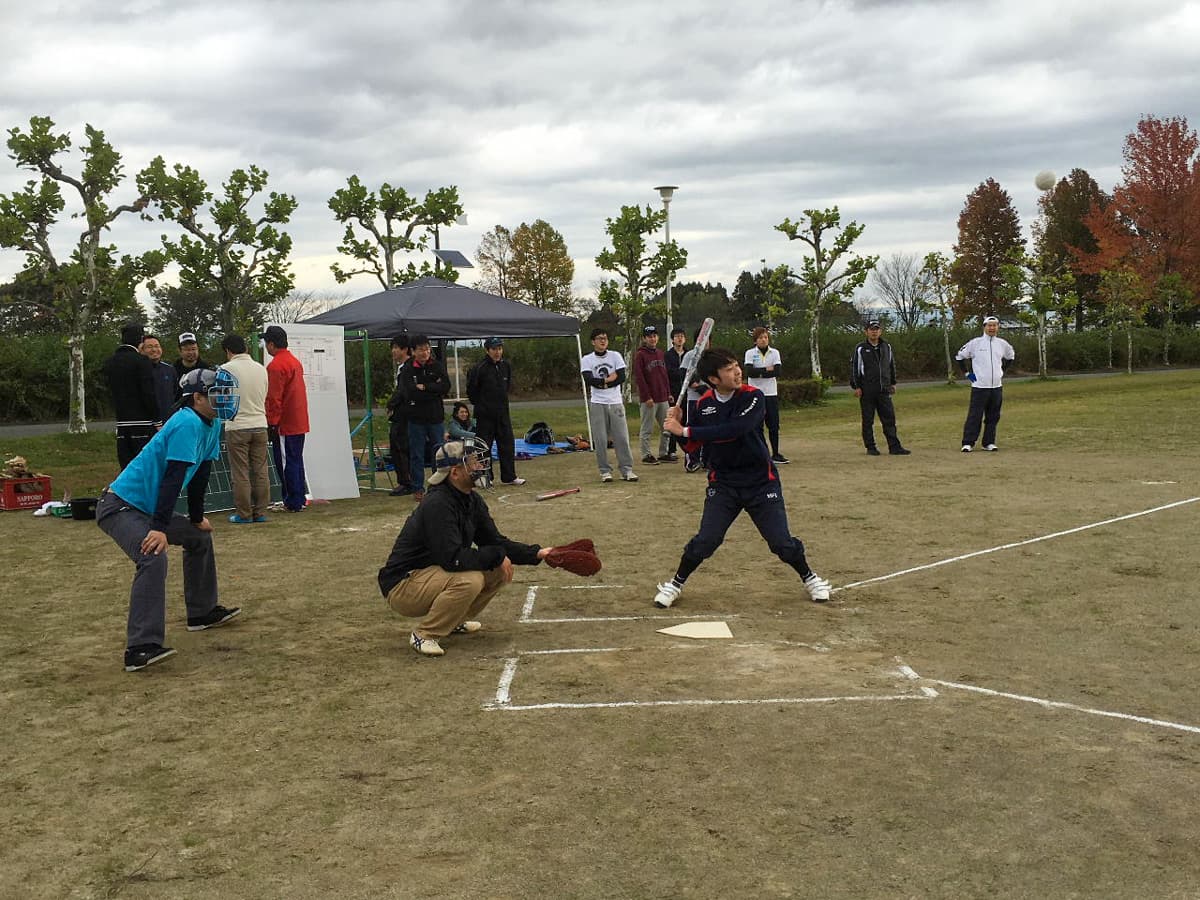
[262,326,310,512]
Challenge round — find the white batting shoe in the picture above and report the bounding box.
[803,573,831,603]
[653,581,681,609]
[983,444,998,452]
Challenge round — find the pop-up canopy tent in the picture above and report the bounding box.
[303,276,580,338]
[301,277,588,487]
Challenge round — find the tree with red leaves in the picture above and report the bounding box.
[951,178,1024,320]
[1037,168,1109,331]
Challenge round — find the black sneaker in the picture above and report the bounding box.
[124,644,176,672]
[187,605,242,632]
[642,454,659,465]
[771,453,790,464]
[389,485,414,496]
[890,447,912,455]
[866,447,881,456]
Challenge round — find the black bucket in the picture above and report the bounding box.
[70,497,98,520]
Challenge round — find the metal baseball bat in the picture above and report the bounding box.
[674,317,716,411]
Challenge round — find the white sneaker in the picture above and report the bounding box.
[410,633,445,656]
[622,471,639,482]
[451,621,482,634]
[502,477,527,485]
[803,572,832,603]
[653,581,681,608]
[961,445,972,453]
[983,444,998,452]
[601,472,613,483]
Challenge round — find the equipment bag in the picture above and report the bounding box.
[524,421,554,445]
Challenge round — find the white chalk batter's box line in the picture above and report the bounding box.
[518,583,737,624]
[485,652,1200,735]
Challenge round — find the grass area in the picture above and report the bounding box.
[3,371,1200,898]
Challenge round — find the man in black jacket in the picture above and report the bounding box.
[385,335,413,495]
[399,335,450,501]
[102,323,162,469]
[467,336,525,485]
[849,320,910,456]
[663,326,687,462]
[378,440,552,657]
[172,332,211,403]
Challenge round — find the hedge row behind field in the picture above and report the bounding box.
[5,326,1200,422]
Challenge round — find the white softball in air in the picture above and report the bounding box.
[1035,170,1056,191]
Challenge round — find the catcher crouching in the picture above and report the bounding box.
[377,439,601,657]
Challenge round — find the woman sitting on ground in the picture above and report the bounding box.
[446,401,476,443]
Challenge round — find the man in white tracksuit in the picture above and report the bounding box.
[956,316,1015,452]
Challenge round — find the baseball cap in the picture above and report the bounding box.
[483,336,504,349]
[643,325,658,335]
[866,320,882,329]
[428,441,470,485]
[260,325,288,345]
[178,332,198,346]
[983,315,1000,325]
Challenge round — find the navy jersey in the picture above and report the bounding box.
[684,384,777,487]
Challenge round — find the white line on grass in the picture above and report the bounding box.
[523,614,732,624]
[519,647,630,656]
[833,497,1200,594]
[895,661,1200,735]
[486,693,933,712]
[520,586,538,622]
[494,658,519,705]
[929,678,1200,735]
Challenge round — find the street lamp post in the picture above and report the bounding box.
[654,185,679,335]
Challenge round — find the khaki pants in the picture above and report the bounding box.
[226,427,270,519]
[386,565,507,639]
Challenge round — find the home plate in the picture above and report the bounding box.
[657,621,733,639]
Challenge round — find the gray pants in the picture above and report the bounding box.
[639,400,670,457]
[96,491,219,648]
[588,402,635,476]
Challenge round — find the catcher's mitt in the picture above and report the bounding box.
[545,541,601,576]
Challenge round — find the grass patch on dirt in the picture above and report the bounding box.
[2,370,1200,898]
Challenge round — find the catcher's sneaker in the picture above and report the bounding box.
[451,621,482,634]
[187,605,242,632]
[653,581,682,609]
[983,444,998,452]
[961,445,972,453]
[124,644,176,672]
[601,472,613,483]
[803,573,832,603]
[410,633,445,657]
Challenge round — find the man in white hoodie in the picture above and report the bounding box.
[955,316,1016,452]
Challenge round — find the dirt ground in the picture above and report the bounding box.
[3,373,1200,899]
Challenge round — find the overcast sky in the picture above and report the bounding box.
[2,0,1198,309]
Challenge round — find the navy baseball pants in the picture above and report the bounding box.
[682,479,811,576]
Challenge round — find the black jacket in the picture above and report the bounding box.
[849,340,896,392]
[172,357,212,403]
[150,360,178,421]
[102,345,160,426]
[386,363,407,424]
[377,482,542,596]
[467,357,513,414]
[665,347,686,399]
[399,357,450,424]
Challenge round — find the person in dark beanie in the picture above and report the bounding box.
[849,320,910,456]
[467,336,525,486]
[102,322,162,469]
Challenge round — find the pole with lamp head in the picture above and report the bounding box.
[654,185,679,335]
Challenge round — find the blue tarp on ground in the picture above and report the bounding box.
[507,439,573,458]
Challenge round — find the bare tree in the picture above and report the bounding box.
[475,225,514,297]
[264,289,350,324]
[870,252,930,330]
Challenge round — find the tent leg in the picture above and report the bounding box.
[453,340,461,399]
[577,334,593,450]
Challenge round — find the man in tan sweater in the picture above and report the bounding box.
[221,334,271,523]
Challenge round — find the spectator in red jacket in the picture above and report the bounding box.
[262,326,310,512]
[633,325,673,465]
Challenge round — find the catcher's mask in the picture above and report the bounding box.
[179,366,241,421]
[427,438,493,488]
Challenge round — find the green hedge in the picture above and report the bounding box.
[4,326,1200,422]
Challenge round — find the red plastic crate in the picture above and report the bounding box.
[1,476,52,510]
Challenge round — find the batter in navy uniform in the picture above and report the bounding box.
[654,347,831,609]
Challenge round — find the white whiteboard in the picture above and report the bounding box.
[262,322,360,501]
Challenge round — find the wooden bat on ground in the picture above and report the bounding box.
[674,316,716,411]
[536,487,582,502]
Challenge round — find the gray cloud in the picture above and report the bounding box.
[2,0,1197,301]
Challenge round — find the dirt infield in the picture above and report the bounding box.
[3,373,1200,898]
